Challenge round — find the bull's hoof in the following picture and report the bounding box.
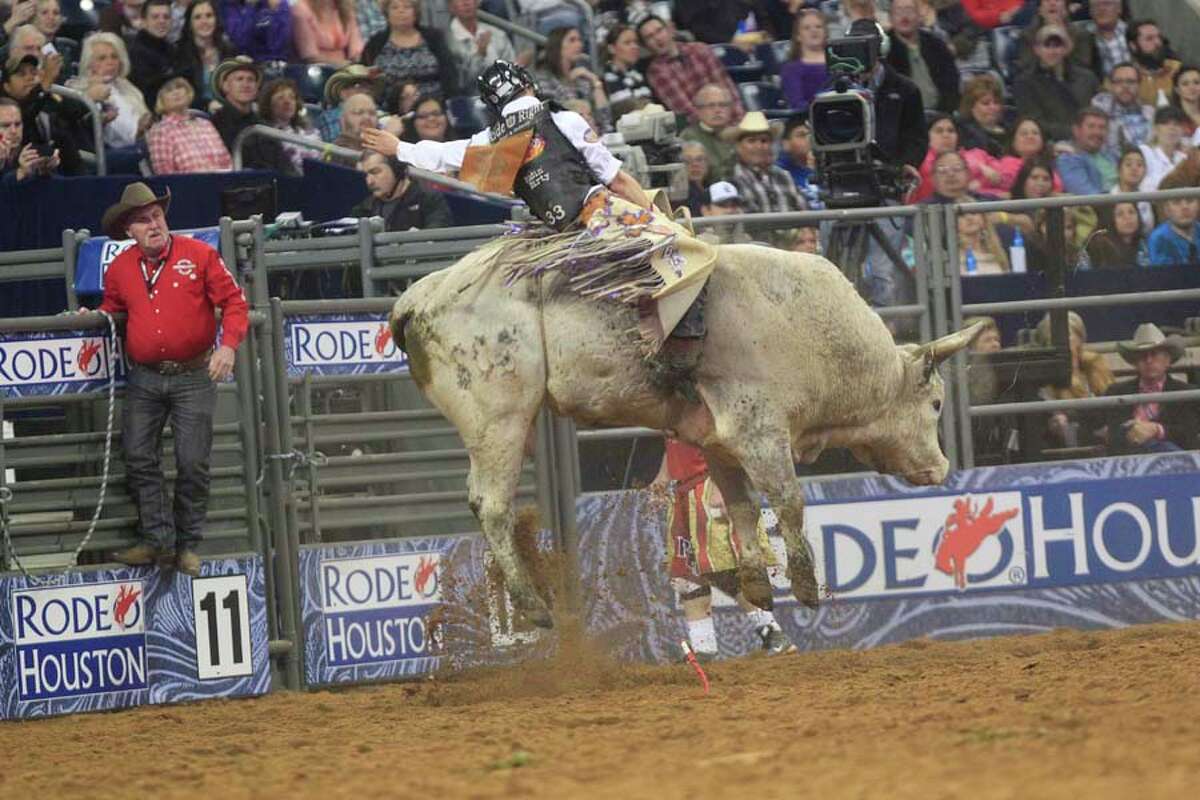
[523,606,555,630]
[513,592,555,630]
[736,566,774,611]
[788,553,820,610]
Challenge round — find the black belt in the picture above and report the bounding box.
[137,353,210,376]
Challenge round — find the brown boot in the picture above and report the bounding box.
[112,542,163,566]
[175,549,202,577]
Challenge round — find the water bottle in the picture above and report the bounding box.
[1010,230,1027,274]
[965,247,977,275]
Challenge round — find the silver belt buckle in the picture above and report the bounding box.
[158,360,183,376]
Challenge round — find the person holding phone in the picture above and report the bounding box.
[0,53,82,173]
[0,95,60,183]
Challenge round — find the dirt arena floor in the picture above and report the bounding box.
[3,620,1199,800]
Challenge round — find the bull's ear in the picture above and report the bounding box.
[919,320,988,365]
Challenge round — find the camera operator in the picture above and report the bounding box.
[0,53,82,175]
[845,18,927,169]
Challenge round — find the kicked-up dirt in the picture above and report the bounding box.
[2,620,1198,800]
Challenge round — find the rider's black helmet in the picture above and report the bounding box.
[478,60,536,115]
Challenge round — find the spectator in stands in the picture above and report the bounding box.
[1014,0,1097,79]
[32,0,60,40]
[2,1,37,46]
[680,83,736,182]
[4,21,44,60]
[362,0,457,109]
[353,0,386,41]
[990,116,1062,195]
[1094,323,1197,454]
[780,8,827,112]
[672,0,775,45]
[222,0,293,62]
[957,74,1007,157]
[1127,19,1180,107]
[789,224,820,255]
[1034,310,1113,448]
[956,206,1010,274]
[128,0,177,103]
[602,23,654,120]
[1087,201,1150,269]
[886,0,959,115]
[292,0,363,67]
[910,113,978,203]
[334,90,377,155]
[145,75,232,173]
[210,56,293,173]
[920,150,975,204]
[315,63,376,142]
[260,77,319,173]
[446,0,520,94]
[1057,108,1117,195]
[1091,62,1154,158]
[1014,23,1100,143]
[174,0,237,112]
[1148,196,1200,267]
[775,115,815,196]
[728,110,805,215]
[1111,147,1154,234]
[0,94,60,183]
[353,150,451,231]
[637,14,745,125]
[697,180,752,245]
[1138,106,1188,192]
[1075,0,1128,78]
[681,140,710,217]
[92,182,249,577]
[399,93,453,143]
[1172,65,1200,140]
[531,26,611,132]
[98,0,144,37]
[66,33,150,149]
[1,52,83,173]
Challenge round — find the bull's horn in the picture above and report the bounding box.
[921,320,988,364]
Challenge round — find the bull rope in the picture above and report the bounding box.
[1,310,119,584]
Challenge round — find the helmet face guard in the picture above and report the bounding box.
[478,60,536,115]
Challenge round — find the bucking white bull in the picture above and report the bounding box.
[391,242,982,627]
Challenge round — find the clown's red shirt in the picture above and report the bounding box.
[100,235,249,364]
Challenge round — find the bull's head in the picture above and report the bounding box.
[851,321,986,486]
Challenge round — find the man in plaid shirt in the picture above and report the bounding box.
[728,111,805,216]
[636,15,744,125]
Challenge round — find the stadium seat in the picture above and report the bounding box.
[285,63,338,105]
[739,81,792,119]
[759,40,792,75]
[446,95,489,136]
[711,44,765,83]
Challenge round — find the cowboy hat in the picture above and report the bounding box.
[211,56,262,107]
[1117,323,1185,365]
[323,64,380,109]
[721,111,783,143]
[101,182,171,239]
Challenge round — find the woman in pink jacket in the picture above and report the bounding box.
[291,0,363,66]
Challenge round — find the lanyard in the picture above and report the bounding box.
[139,237,171,295]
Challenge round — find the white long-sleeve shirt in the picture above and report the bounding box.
[395,95,621,189]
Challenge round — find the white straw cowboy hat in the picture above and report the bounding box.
[211,55,262,107]
[101,182,171,239]
[721,111,783,143]
[323,64,381,108]
[1117,323,1186,365]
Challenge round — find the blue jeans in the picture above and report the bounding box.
[122,363,217,550]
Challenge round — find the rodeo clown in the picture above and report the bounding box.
[652,438,794,659]
[361,60,715,398]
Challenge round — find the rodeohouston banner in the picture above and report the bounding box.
[710,452,1200,658]
[283,313,408,378]
[0,554,270,719]
[74,228,221,296]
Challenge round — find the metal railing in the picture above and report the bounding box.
[479,9,548,47]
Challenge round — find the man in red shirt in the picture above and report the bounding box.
[88,182,249,575]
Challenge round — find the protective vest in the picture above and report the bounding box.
[489,104,599,230]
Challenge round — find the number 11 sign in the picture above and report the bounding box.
[192,575,254,681]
